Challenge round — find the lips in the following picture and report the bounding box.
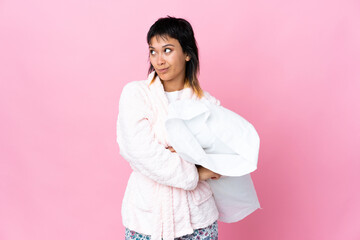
[158,67,169,73]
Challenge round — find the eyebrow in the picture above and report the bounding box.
[149,44,175,49]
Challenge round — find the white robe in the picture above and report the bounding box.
[164,98,261,223]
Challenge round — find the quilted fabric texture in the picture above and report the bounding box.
[116,71,220,240]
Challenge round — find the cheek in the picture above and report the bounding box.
[149,57,156,66]
[171,55,186,68]
[176,57,187,69]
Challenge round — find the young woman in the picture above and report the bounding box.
[117,16,222,240]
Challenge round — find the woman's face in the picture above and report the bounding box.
[149,35,190,83]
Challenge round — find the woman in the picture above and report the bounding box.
[116,16,222,240]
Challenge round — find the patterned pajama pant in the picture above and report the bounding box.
[125,220,218,240]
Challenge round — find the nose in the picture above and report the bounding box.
[156,52,165,66]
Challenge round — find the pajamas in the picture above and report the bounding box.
[125,220,218,240]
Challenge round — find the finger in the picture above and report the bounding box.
[213,174,222,179]
[166,146,174,151]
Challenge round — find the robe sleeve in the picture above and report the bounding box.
[116,82,200,191]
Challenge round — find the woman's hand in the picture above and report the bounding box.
[196,165,221,181]
[166,146,176,153]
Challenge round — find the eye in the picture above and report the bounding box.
[150,50,156,55]
[164,48,172,53]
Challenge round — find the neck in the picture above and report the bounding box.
[160,72,186,92]
[161,81,185,92]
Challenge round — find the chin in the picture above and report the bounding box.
[157,73,171,81]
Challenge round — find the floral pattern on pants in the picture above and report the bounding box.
[125,220,218,240]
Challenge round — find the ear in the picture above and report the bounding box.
[185,54,191,61]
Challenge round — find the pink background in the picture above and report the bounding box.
[1,0,359,239]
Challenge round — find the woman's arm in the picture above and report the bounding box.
[168,146,221,181]
[116,82,199,191]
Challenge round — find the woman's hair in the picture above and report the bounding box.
[146,15,204,98]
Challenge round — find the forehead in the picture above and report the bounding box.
[149,35,179,47]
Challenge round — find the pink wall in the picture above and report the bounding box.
[1,0,359,239]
